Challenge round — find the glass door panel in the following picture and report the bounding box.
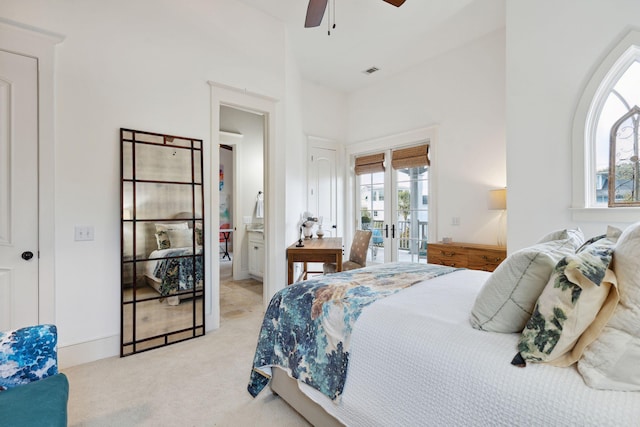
[394,166,429,263]
[359,171,387,265]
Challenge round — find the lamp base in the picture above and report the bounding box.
[497,211,507,247]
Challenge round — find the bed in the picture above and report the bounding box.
[140,220,204,305]
[144,247,203,305]
[248,231,640,427]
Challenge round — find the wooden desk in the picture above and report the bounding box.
[286,237,342,285]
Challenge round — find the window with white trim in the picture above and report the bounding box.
[595,61,640,206]
[574,30,640,214]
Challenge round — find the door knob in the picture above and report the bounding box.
[21,251,34,261]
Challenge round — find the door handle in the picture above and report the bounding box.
[21,251,34,261]
[384,224,389,238]
[391,224,396,238]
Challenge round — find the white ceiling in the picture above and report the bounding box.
[237,0,505,93]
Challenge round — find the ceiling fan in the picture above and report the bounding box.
[305,0,406,28]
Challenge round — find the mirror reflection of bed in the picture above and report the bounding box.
[121,128,205,356]
[122,218,204,350]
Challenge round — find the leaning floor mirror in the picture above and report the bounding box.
[121,128,205,356]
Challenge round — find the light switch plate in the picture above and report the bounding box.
[74,226,95,241]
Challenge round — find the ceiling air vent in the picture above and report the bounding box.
[363,66,380,75]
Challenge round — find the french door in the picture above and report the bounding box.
[356,145,430,265]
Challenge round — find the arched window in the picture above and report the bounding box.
[573,30,640,218]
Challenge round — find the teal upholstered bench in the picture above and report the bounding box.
[0,325,69,426]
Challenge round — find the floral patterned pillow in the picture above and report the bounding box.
[514,232,620,367]
[155,230,171,250]
[0,324,58,391]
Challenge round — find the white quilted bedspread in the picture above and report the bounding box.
[300,269,640,426]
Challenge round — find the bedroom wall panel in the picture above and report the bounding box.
[347,30,506,246]
[0,0,298,366]
[506,0,640,251]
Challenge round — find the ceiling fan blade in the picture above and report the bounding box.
[383,0,406,6]
[305,0,328,28]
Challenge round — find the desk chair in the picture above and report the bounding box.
[323,230,372,274]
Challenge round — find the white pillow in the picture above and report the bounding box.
[578,221,640,390]
[470,229,584,333]
[167,229,193,248]
[155,222,188,233]
[536,227,584,246]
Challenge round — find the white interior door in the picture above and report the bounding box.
[308,145,338,237]
[0,50,39,330]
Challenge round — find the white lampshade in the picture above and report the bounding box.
[488,188,507,210]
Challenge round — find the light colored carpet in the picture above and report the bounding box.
[64,268,309,426]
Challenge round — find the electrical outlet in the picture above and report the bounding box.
[74,226,95,241]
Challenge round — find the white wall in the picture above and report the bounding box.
[284,38,308,246]
[0,0,292,364]
[506,1,640,251]
[301,80,349,142]
[347,30,506,245]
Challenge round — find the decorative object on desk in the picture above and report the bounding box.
[488,188,507,247]
[296,226,304,247]
[442,237,452,243]
[316,216,325,238]
[298,212,318,240]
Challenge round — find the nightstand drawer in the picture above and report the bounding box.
[467,250,505,272]
[427,242,506,272]
[428,253,466,268]
[427,245,466,268]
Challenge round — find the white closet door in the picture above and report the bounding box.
[0,50,39,330]
[308,145,338,238]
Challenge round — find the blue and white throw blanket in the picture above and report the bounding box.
[0,324,58,391]
[248,262,460,400]
[153,247,203,296]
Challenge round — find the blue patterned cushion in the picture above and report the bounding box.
[0,325,58,391]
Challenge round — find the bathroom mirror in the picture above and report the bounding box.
[121,128,205,356]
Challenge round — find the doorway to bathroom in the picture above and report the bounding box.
[218,105,264,323]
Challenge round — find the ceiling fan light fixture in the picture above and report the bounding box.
[305,0,405,30]
[363,66,380,75]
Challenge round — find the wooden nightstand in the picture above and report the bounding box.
[427,242,506,272]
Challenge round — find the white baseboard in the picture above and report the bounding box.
[58,334,119,369]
